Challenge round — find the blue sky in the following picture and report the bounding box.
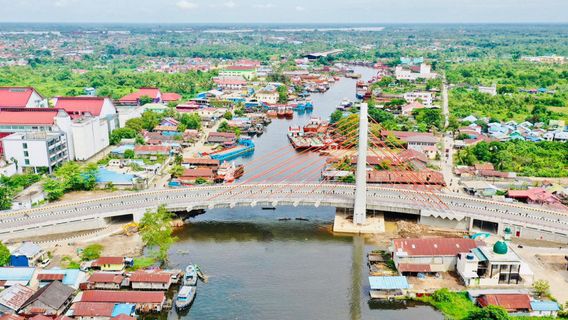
[1,0,567,23]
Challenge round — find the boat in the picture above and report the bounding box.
[337,98,353,110]
[262,207,277,210]
[215,162,244,183]
[195,265,208,283]
[175,285,196,310]
[278,217,291,221]
[209,138,255,162]
[183,264,198,286]
[284,107,294,119]
[295,217,310,221]
[267,110,277,118]
[356,81,369,99]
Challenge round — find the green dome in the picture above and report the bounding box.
[504,227,512,234]
[493,241,508,254]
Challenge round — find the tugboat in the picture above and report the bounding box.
[284,107,294,119]
[183,264,198,286]
[175,285,196,310]
[215,162,245,183]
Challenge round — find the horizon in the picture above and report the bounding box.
[1,0,567,24]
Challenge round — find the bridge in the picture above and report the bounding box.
[0,184,567,242]
[2,102,567,242]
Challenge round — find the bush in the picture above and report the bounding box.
[81,244,103,261]
[0,242,10,266]
[432,288,453,303]
[466,305,509,320]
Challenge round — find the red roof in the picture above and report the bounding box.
[214,78,247,85]
[508,188,559,203]
[28,316,51,320]
[36,273,65,281]
[134,145,171,154]
[92,257,124,266]
[80,290,165,304]
[181,168,215,178]
[54,97,106,117]
[0,108,61,125]
[129,271,171,283]
[367,170,445,185]
[0,315,25,320]
[477,294,531,311]
[182,158,220,166]
[224,65,256,71]
[393,238,478,256]
[88,272,125,284]
[397,263,432,273]
[161,93,182,102]
[0,87,41,108]
[72,302,115,317]
[119,88,161,103]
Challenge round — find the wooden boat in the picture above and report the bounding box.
[295,217,310,221]
[183,264,198,286]
[175,285,196,310]
[196,265,208,283]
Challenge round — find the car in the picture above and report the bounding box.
[38,259,51,268]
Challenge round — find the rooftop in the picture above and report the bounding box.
[393,238,479,257]
[368,276,410,290]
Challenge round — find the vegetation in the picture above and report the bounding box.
[533,279,551,299]
[0,173,41,210]
[42,162,98,201]
[138,205,177,263]
[455,141,568,177]
[129,256,157,271]
[0,242,10,266]
[80,244,103,261]
[417,290,478,320]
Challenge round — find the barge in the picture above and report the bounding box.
[208,137,255,162]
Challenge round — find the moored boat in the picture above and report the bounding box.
[184,264,198,286]
[215,162,245,183]
[175,285,196,310]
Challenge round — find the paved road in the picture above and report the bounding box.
[1,184,567,238]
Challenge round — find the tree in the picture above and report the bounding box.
[125,118,145,132]
[533,279,551,298]
[195,177,208,185]
[0,185,12,210]
[179,113,201,130]
[124,149,135,159]
[169,165,184,178]
[432,288,453,303]
[466,305,510,320]
[0,242,10,266]
[277,85,288,103]
[139,205,177,263]
[138,95,153,105]
[42,179,65,201]
[81,244,103,261]
[330,110,344,124]
[223,111,233,120]
[110,128,137,145]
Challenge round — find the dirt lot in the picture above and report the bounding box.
[407,272,465,293]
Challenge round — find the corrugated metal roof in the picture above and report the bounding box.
[81,290,165,304]
[0,267,36,281]
[0,283,35,310]
[368,276,409,290]
[37,273,65,281]
[130,271,171,283]
[393,238,478,257]
[397,263,431,273]
[72,302,115,317]
[530,300,560,311]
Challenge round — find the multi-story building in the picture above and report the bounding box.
[219,65,257,80]
[53,96,119,133]
[1,131,69,173]
[395,63,437,81]
[71,115,110,161]
[255,90,279,104]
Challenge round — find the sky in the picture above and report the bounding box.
[0,0,567,24]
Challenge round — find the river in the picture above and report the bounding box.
[166,67,443,319]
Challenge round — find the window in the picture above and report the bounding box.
[24,159,30,165]
[23,143,28,149]
[24,151,29,157]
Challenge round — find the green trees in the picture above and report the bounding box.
[455,141,568,177]
[124,149,135,159]
[330,110,344,124]
[110,128,138,145]
[277,85,288,103]
[42,162,99,202]
[413,108,443,130]
[0,243,10,266]
[533,279,551,298]
[139,205,177,263]
[169,165,184,178]
[81,244,103,261]
[466,305,510,320]
[223,111,233,120]
[0,173,42,209]
[0,185,11,210]
[179,113,202,130]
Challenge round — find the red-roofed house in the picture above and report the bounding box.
[214,77,247,91]
[179,168,215,184]
[79,291,166,312]
[86,272,125,290]
[134,145,172,156]
[72,302,115,319]
[477,294,531,313]
[0,87,47,109]
[392,238,479,274]
[91,257,125,272]
[53,96,118,132]
[118,88,181,106]
[129,271,172,290]
[507,188,561,205]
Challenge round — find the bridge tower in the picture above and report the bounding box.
[353,102,368,225]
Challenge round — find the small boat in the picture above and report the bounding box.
[175,285,196,310]
[195,265,208,283]
[183,264,198,286]
[262,206,276,210]
[295,217,310,221]
[278,217,291,221]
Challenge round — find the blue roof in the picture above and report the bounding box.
[0,267,36,281]
[39,268,82,286]
[96,168,135,184]
[530,301,560,311]
[112,304,135,317]
[369,276,409,290]
[111,144,135,155]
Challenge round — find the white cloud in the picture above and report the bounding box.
[224,1,236,8]
[252,3,274,8]
[53,0,76,7]
[295,5,305,11]
[176,0,199,10]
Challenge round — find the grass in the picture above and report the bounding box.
[416,291,478,320]
[129,256,157,270]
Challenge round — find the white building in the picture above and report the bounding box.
[71,115,110,161]
[1,131,69,173]
[403,91,433,106]
[53,96,119,133]
[255,90,279,104]
[478,85,497,96]
[395,63,438,81]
